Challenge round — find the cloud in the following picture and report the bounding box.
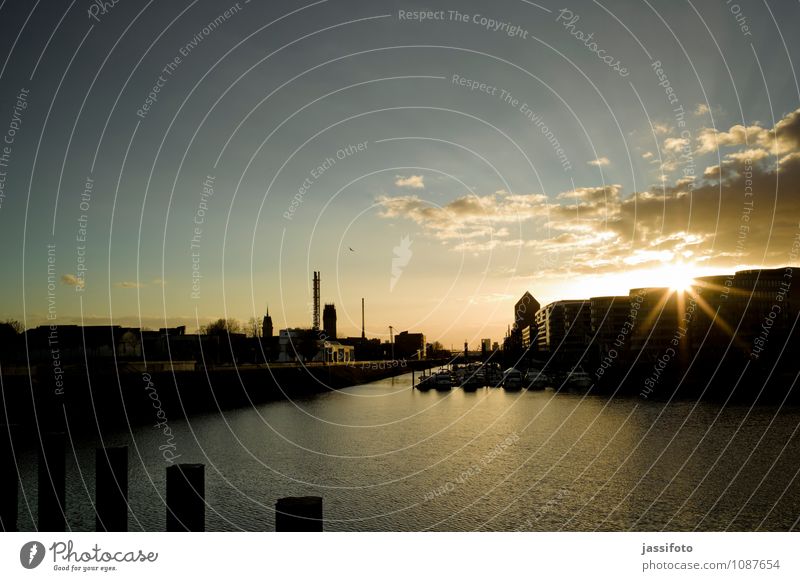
[593,151,800,271]
[725,148,771,163]
[152,278,167,286]
[394,175,424,189]
[642,151,654,159]
[377,191,548,244]
[694,103,725,117]
[60,274,84,288]
[663,137,690,154]
[588,156,610,167]
[653,122,671,135]
[114,281,144,289]
[556,185,620,204]
[379,109,800,276]
[696,124,768,154]
[695,108,800,155]
[694,103,710,116]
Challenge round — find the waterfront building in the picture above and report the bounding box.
[535,299,591,362]
[394,330,426,359]
[514,291,540,331]
[589,296,633,357]
[323,303,337,339]
[314,341,354,363]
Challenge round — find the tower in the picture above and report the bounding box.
[361,297,365,339]
[323,303,337,339]
[514,291,540,331]
[262,306,273,338]
[312,271,320,331]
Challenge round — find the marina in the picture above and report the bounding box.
[414,361,596,393]
[8,371,799,532]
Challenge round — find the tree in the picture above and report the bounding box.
[246,317,261,338]
[202,318,241,336]
[2,319,24,334]
[0,320,23,361]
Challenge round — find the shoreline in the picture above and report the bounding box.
[0,360,442,435]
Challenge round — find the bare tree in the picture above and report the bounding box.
[202,318,242,336]
[2,319,24,334]
[246,316,261,338]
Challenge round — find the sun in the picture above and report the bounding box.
[663,263,698,293]
[669,270,696,292]
[557,260,706,302]
[623,261,700,293]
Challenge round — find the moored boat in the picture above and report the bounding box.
[415,374,434,391]
[461,370,485,391]
[524,368,550,390]
[433,371,453,391]
[502,367,524,391]
[565,367,593,390]
[484,363,503,387]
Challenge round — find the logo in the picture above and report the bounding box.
[390,235,413,291]
[20,541,46,569]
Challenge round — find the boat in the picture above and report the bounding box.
[524,368,550,390]
[565,367,593,390]
[433,371,453,391]
[484,363,503,387]
[461,369,485,391]
[415,374,434,391]
[502,368,524,391]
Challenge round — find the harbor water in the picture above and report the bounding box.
[13,372,800,531]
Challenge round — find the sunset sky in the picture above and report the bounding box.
[1,0,799,347]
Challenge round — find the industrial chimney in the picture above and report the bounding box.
[312,271,320,331]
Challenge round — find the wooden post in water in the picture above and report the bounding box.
[38,431,66,532]
[166,464,205,532]
[0,425,18,531]
[275,496,323,531]
[95,446,128,532]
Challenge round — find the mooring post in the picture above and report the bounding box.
[95,446,128,532]
[275,496,323,532]
[166,463,205,532]
[38,431,66,532]
[0,424,18,531]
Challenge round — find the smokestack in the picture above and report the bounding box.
[361,298,365,339]
[312,271,320,330]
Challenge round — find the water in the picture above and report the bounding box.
[14,373,800,531]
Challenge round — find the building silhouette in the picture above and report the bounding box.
[514,291,539,331]
[262,307,273,338]
[686,274,731,352]
[323,303,337,339]
[504,291,541,358]
[394,330,426,359]
[534,299,591,362]
[628,288,682,361]
[589,295,634,358]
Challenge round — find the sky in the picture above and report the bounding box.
[0,0,799,347]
